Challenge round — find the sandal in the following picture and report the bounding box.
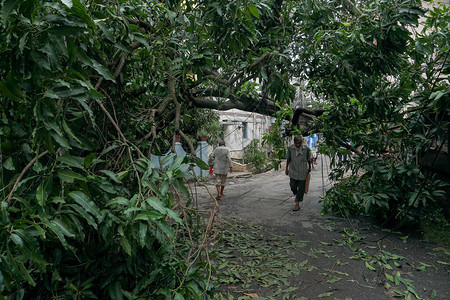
[292,204,300,211]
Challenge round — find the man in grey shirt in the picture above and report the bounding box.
[285,135,312,211]
[209,140,233,199]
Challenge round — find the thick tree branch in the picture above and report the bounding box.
[190,94,278,116]
[178,129,196,155]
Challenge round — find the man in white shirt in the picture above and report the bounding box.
[209,140,233,199]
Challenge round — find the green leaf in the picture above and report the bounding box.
[248,4,260,18]
[416,265,426,271]
[1,0,21,25]
[61,0,73,8]
[173,292,185,300]
[10,233,23,247]
[326,276,342,283]
[385,273,394,282]
[55,87,86,98]
[57,154,85,169]
[67,204,97,229]
[84,153,97,168]
[107,197,129,207]
[68,191,101,219]
[99,144,120,157]
[218,261,229,270]
[144,180,163,198]
[97,22,115,42]
[50,131,71,149]
[195,157,209,170]
[44,121,64,136]
[132,34,150,49]
[0,81,24,103]
[318,292,333,298]
[155,220,175,240]
[92,59,115,82]
[62,119,84,146]
[172,179,190,197]
[4,157,15,170]
[57,169,86,183]
[134,211,162,222]
[52,219,75,238]
[16,260,36,287]
[145,197,167,215]
[160,181,170,195]
[1,201,10,225]
[165,208,183,224]
[169,156,184,171]
[138,222,148,247]
[36,181,48,207]
[117,170,129,180]
[31,223,46,239]
[100,170,121,183]
[120,236,132,256]
[365,261,376,271]
[44,219,68,247]
[48,26,85,36]
[161,153,175,167]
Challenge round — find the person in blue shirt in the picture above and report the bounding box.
[306,134,319,166]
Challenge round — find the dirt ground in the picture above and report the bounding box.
[193,155,450,299]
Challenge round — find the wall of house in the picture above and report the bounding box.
[217,109,275,161]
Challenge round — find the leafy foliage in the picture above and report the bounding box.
[319,175,364,217]
[262,103,293,168]
[243,139,268,173]
[0,0,221,298]
[189,109,223,144]
[275,0,449,226]
[0,0,448,297]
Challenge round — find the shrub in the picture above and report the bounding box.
[320,175,365,217]
[1,152,214,298]
[243,140,268,173]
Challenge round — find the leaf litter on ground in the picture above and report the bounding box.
[211,218,446,300]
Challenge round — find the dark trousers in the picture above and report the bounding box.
[290,178,306,203]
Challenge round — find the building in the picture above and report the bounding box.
[217,109,275,162]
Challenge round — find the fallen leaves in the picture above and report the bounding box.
[212,219,445,300]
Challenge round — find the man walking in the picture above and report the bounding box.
[285,135,312,211]
[209,140,233,199]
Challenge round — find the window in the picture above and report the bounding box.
[243,122,248,139]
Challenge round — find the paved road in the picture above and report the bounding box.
[196,155,334,228]
[192,155,450,299]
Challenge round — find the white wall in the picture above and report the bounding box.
[217,109,275,160]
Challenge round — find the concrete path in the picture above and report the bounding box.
[195,155,334,228]
[192,155,450,299]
